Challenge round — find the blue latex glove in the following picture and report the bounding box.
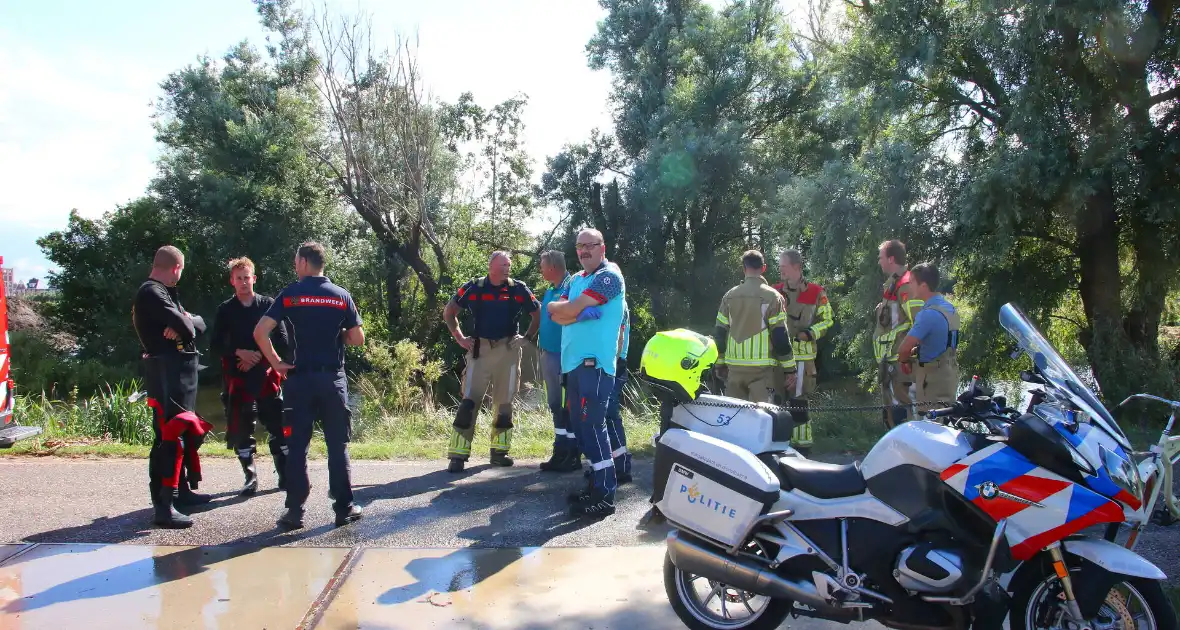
[576,306,603,322]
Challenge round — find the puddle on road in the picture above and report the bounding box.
[0,543,677,629]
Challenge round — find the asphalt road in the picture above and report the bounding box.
[1,457,1176,584]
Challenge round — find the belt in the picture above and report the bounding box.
[289,365,343,374]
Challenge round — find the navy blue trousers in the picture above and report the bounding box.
[566,364,616,498]
[283,370,354,513]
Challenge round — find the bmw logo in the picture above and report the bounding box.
[979,481,999,499]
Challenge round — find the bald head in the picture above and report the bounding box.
[488,250,512,284]
[153,246,184,269]
[150,245,185,286]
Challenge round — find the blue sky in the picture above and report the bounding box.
[0,0,632,283]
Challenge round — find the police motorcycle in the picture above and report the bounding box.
[638,304,1176,630]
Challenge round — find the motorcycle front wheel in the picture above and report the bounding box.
[662,538,792,630]
[1010,563,1177,630]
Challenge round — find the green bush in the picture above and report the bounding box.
[9,331,136,399]
[14,382,154,445]
[351,339,444,441]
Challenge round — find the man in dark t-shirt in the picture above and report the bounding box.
[209,257,290,496]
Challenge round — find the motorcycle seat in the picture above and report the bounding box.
[776,457,867,499]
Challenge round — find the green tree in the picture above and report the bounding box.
[38,1,351,378]
[790,0,1180,399]
[573,0,826,328]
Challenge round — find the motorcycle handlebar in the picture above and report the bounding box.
[925,407,958,420]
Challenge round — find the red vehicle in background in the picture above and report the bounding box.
[0,255,42,447]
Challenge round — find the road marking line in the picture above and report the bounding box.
[296,544,363,630]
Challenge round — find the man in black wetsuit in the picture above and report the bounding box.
[209,257,290,496]
[131,245,213,529]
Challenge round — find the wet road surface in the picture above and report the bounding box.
[1,457,1176,628]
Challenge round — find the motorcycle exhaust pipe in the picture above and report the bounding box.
[666,530,843,613]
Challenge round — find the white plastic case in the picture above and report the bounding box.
[669,394,796,455]
[655,428,781,546]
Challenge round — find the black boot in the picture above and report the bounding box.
[567,476,594,504]
[239,456,258,496]
[539,444,567,471]
[448,457,465,473]
[153,486,193,529]
[274,452,287,491]
[174,468,212,506]
[490,448,513,467]
[570,490,615,518]
[637,505,667,529]
[335,504,364,527]
[277,507,304,530]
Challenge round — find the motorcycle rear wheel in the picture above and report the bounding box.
[662,539,792,630]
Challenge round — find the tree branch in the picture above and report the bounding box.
[1148,85,1180,107]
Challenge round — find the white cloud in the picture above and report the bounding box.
[0,42,163,230]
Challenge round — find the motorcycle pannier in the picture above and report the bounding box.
[654,428,781,547]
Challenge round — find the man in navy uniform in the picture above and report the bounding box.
[442,250,541,472]
[254,242,365,529]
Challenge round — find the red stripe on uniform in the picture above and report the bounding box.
[583,290,607,305]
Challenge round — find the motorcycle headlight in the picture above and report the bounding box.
[1100,445,1143,508]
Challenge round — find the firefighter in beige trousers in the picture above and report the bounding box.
[443,251,540,473]
[714,250,797,404]
[773,249,834,452]
[873,240,924,428]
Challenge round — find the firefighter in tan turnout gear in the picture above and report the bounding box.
[773,249,833,452]
[443,251,541,473]
[897,262,960,406]
[873,240,924,428]
[713,251,797,404]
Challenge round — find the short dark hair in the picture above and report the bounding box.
[298,241,327,269]
[742,250,765,271]
[879,239,907,266]
[911,262,940,291]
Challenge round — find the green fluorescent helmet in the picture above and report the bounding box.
[639,328,719,402]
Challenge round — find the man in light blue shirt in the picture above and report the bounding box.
[548,228,626,518]
[536,250,580,473]
[898,262,960,406]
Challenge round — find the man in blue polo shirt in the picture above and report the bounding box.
[255,242,365,530]
[536,250,579,473]
[547,228,626,518]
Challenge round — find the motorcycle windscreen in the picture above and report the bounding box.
[999,303,1129,451]
[654,428,780,547]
